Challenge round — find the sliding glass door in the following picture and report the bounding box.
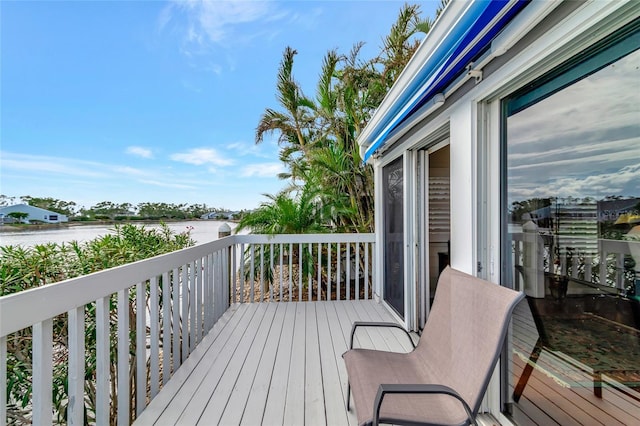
[383,157,404,317]
[502,24,640,424]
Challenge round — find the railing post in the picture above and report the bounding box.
[218,224,232,307]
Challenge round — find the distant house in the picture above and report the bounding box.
[0,204,69,224]
[201,211,238,220]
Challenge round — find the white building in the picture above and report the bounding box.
[0,204,69,224]
[358,1,639,423]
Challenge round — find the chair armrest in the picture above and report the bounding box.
[349,321,416,350]
[373,383,476,426]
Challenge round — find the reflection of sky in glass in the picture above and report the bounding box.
[507,49,640,205]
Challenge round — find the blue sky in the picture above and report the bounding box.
[1,0,438,211]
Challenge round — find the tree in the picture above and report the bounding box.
[88,201,134,219]
[6,211,29,223]
[0,195,17,206]
[237,179,329,235]
[253,3,435,234]
[20,196,77,217]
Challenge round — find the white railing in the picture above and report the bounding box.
[231,234,375,303]
[0,233,374,425]
[511,233,638,293]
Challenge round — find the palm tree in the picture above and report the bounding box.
[253,3,440,236]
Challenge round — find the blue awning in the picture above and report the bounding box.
[363,0,529,162]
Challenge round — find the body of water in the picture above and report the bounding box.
[0,220,238,247]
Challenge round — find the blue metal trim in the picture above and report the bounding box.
[363,0,529,162]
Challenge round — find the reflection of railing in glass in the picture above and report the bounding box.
[512,233,636,298]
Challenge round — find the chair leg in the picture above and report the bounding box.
[513,340,542,403]
[593,371,603,398]
[347,383,351,411]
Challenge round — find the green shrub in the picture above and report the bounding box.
[0,223,194,424]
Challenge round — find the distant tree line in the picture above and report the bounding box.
[0,195,242,221]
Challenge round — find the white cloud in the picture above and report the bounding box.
[139,179,196,190]
[1,152,109,178]
[113,166,149,177]
[240,162,284,178]
[170,147,234,168]
[226,140,277,159]
[178,0,273,44]
[125,146,154,159]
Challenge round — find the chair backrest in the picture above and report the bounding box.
[416,267,524,416]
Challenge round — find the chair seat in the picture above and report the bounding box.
[343,348,470,426]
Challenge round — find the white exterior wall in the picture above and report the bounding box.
[449,103,475,275]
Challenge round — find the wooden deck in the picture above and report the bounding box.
[135,300,414,425]
[509,301,640,426]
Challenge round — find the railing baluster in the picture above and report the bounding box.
[68,305,85,425]
[162,271,171,386]
[250,244,255,302]
[337,242,341,301]
[317,243,322,301]
[279,243,284,301]
[96,296,110,425]
[204,254,212,332]
[347,243,351,300]
[189,261,196,352]
[232,244,237,304]
[33,319,53,426]
[215,251,222,321]
[356,243,360,300]
[171,268,180,371]
[136,281,147,416]
[1,336,6,426]
[289,243,293,301]
[150,275,160,398]
[182,265,189,361]
[600,249,608,287]
[260,244,265,301]
[299,243,303,302]
[270,244,274,301]
[584,255,593,282]
[365,242,370,299]
[213,251,222,323]
[308,244,312,301]
[195,258,202,342]
[223,248,230,312]
[117,289,129,426]
[202,256,208,334]
[327,243,332,301]
[616,252,625,290]
[239,243,245,303]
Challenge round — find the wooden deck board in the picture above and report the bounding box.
[283,302,307,425]
[239,302,288,426]
[181,303,266,425]
[316,302,352,426]
[135,300,402,426]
